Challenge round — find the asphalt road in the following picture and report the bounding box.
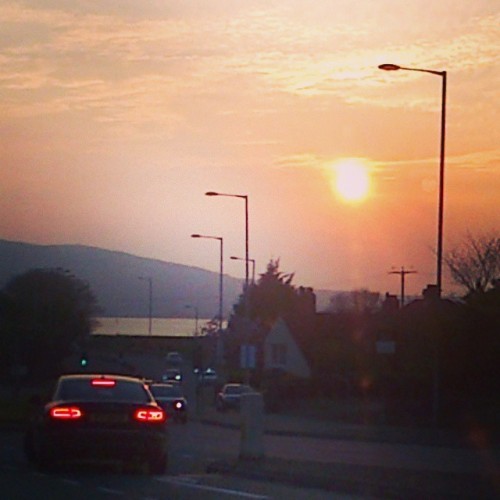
[3,417,498,499]
[4,355,497,498]
[0,427,353,500]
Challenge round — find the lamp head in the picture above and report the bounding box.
[205,191,219,196]
[378,63,401,71]
[191,234,201,238]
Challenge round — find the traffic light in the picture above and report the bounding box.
[80,353,88,368]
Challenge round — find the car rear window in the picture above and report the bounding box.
[54,378,151,403]
[225,385,242,394]
[225,384,252,394]
[165,369,181,375]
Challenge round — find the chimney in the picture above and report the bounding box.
[422,284,439,301]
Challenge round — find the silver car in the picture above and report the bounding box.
[215,383,253,412]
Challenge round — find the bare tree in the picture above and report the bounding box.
[445,233,500,295]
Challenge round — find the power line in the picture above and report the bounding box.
[388,267,418,307]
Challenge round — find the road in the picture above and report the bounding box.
[4,356,496,498]
[2,416,497,499]
[0,425,355,500]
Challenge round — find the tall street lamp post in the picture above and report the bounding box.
[185,304,199,336]
[378,63,447,297]
[205,192,249,293]
[379,63,447,428]
[206,191,251,383]
[138,276,153,335]
[230,256,256,284]
[191,234,224,361]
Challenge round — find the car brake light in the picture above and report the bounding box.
[50,406,83,420]
[134,408,166,423]
[91,378,116,388]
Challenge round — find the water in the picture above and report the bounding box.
[92,317,213,337]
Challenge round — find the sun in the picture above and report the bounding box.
[332,158,370,203]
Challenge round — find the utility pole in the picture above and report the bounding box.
[389,267,417,307]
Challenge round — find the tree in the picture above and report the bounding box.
[445,232,500,296]
[0,268,100,380]
[232,258,297,325]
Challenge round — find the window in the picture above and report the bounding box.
[55,378,151,403]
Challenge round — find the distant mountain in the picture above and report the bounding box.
[0,239,246,318]
[0,239,337,317]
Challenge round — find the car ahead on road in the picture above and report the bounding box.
[202,367,218,384]
[215,383,254,412]
[24,373,169,474]
[165,351,183,366]
[149,383,188,424]
[194,367,218,385]
[161,368,182,383]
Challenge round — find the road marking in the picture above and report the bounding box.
[60,478,81,486]
[157,477,270,499]
[162,474,200,484]
[97,486,124,496]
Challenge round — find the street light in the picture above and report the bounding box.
[185,304,199,336]
[380,63,447,428]
[190,234,224,334]
[230,256,256,284]
[138,276,153,335]
[378,63,447,297]
[206,191,251,383]
[205,192,249,293]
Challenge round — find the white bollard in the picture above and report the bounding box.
[239,392,265,460]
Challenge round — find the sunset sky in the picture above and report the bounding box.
[1,1,499,298]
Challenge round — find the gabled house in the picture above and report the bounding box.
[263,317,311,378]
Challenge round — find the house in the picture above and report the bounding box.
[263,317,311,378]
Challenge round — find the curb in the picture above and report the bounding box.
[206,457,499,499]
[196,415,468,448]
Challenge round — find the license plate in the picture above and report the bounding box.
[90,413,128,424]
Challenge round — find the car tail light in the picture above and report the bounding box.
[50,406,83,420]
[134,408,166,423]
[91,378,116,388]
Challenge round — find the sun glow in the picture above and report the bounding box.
[332,159,370,203]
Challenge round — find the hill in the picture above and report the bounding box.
[0,239,246,318]
[0,239,336,317]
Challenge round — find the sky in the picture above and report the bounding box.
[1,0,499,299]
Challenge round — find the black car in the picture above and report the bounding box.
[201,367,218,385]
[149,383,188,423]
[165,351,183,366]
[215,383,254,412]
[24,374,169,474]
